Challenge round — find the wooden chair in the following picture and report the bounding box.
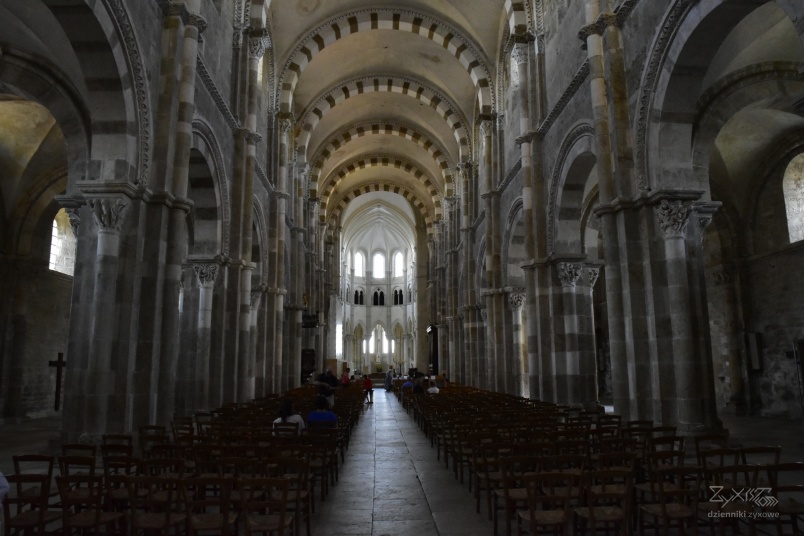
[61,444,97,458]
[11,455,56,500]
[57,455,97,480]
[127,475,186,536]
[517,471,580,536]
[182,476,238,536]
[2,474,61,536]
[639,465,701,536]
[698,464,759,536]
[693,433,728,466]
[767,462,804,535]
[102,455,142,512]
[101,434,133,447]
[265,457,312,536]
[56,474,125,535]
[574,469,633,536]
[237,477,295,536]
[493,455,540,536]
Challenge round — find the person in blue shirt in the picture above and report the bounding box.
[307,395,338,428]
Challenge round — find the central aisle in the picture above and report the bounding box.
[310,389,495,536]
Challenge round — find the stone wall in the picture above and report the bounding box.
[0,266,72,422]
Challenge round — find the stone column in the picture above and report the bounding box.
[581,0,636,419]
[192,262,218,410]
[269,115,292,391]
[479,307,489,389]
[84,196,128,438]
[655,199,720,432]
[508,292,526,396]
[579,265,601,409]
[512,39,545,401]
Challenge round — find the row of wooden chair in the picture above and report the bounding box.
[4,472,300,536]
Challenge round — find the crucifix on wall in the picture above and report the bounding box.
[48,352,66,411]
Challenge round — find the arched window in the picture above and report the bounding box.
[784,154,804,243]
[393,290,399,305]
[49,208,76,276]
[359,290,364,305]
[393,252,404,277]
[354,252,365,277]
[379,290,384,305]
[373,253,385,279]
[398,289,403,305]
[354,290,360,304]
[373,291,379,306]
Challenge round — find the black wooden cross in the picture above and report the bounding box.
[48,352,66,411]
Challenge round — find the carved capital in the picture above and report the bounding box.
[278,115,294,135]
[251,289,263,308]
[655,200,692,238]
[479,118,494,137]
[237,127,263,143]
[508,292,526,311]
[193,263,219,288]
[516,130,539,146]
[511,42,529,66]
[65,208,81,237]
[557,262,583,287]
[583,266,601,288]
[88,197,128,233]
[249,35,267,58]
[712,269,731,286]
[187,13,207,33]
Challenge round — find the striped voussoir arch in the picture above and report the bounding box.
[326,182,434,232]
[309,121,455,193]
[280,9,492,115]
[318,155,444,221]
[504,0,529,36]
[298,76,470,159]
[46,0,145,185]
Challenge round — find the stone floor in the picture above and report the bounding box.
[1,391,803,535]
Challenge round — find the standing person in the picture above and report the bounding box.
[363,374,374,404]
[341,368,350,388]
[384,368,393,391]
[273,398,306,433]
[315,368,339,408]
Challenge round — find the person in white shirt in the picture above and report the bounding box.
[426,380,440,394]
[273,398,306,433]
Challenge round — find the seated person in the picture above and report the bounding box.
[307,395,338,429]
[401,377,415,401]
[426,380,440,394]
[273,398,306,434]
[412,379,425,395]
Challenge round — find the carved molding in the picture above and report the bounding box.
[193,263,219,288]
[537,61,590,136]
[635,0,698,191]
[557,262,583,287]
[655,199,691,238]
[104,0,151,188]
[197,58,239,131]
